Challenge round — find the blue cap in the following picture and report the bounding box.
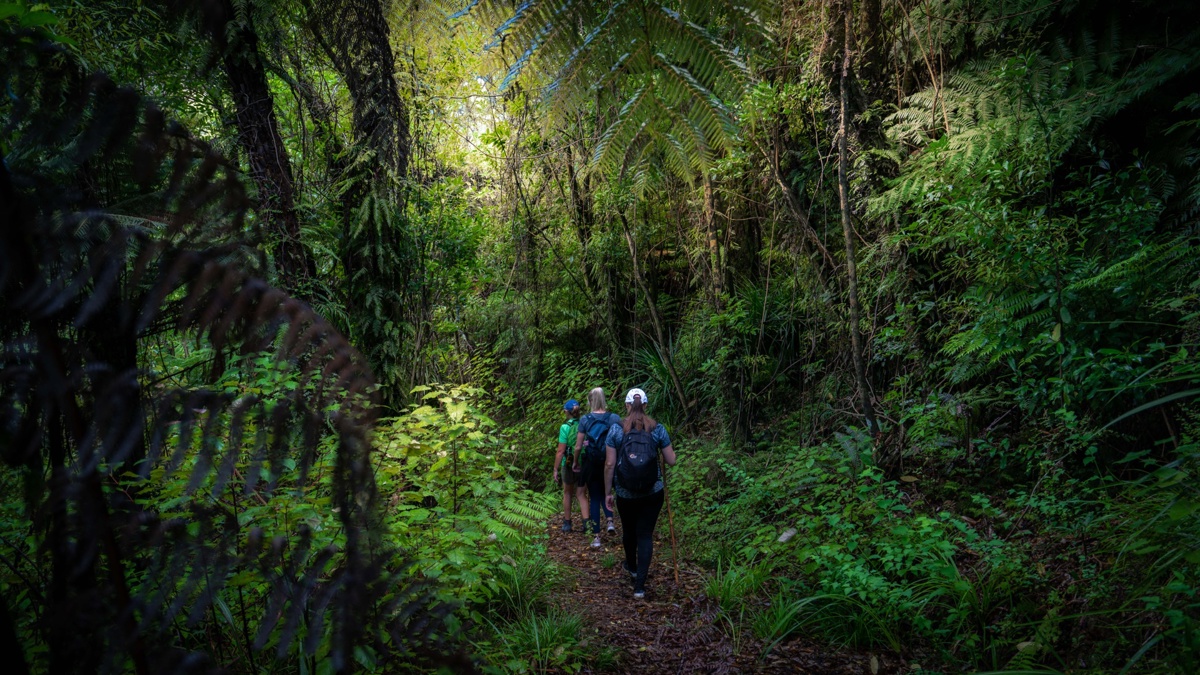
[564,399,579,411]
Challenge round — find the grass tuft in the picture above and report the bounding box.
[493,545,560,618]
[489,608,586,673]
[704,559,769,613]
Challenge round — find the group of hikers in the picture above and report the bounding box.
[553,387,677,599]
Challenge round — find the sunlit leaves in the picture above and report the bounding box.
[467,0,770,184]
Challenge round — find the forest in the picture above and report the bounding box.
[1,0,1198,672]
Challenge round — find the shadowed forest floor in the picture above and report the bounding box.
[543,517,903,674]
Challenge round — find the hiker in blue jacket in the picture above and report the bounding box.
[575,387,621,548]
[604,388,676,599]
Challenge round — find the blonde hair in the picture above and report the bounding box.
[587,387,607,412]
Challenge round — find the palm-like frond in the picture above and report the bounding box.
[467,0,770,182]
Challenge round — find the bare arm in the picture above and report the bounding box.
[554,442,566,481]
[604,445,617,510]
[661,444,676,466]
[573,431,585,470]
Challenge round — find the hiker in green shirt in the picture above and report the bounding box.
[554,399,588,532]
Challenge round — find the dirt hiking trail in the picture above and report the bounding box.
[544,517,904,674]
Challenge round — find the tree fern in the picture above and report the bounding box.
[876,5,1200,408]
[941,288,1052,384]
[464,0,769,182]
[873,20,1200,218]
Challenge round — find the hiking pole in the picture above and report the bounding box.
[661,459,680,586]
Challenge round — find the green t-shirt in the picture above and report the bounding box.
[558,419,578,448]
[558,419,578,467]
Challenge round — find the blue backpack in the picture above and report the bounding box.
[579,412,618,482]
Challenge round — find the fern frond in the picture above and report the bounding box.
[592,83,654,174]
[471,0,768,183]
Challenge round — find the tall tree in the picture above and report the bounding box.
[199,0,315,292]
[703,174,723,308]
[308,0,409,182]
[834,1,879,436]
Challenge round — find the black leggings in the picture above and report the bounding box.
[586,472,613,533]
[615,490,665,591]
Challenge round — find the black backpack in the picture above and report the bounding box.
[579,412,617,482]
[616,426,659,494]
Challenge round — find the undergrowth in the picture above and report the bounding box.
[675,419,1200,672]
[369,385,614,671]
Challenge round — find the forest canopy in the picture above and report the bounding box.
[1,0,1199,673]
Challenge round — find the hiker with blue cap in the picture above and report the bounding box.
[554,399,588,532]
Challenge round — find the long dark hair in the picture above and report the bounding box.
[623,395,657,432]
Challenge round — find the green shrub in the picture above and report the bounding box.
[1108,437,1200,672]
[750,590,837,655]
[790,592,901,652]
[375,386,556,611]
[670,435,1048,663]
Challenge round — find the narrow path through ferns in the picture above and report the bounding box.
[540,518,895,674]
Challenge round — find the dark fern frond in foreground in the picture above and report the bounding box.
[0,31,471,674]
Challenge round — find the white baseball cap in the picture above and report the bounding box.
[625,388,648,405]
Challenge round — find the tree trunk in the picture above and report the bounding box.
[837,6,879,436]
[0,599,28,675]
[565,144,622,353]
[306,0,413,406]
[703,175,723,309]
[621,214,690,419]
[860,0,884,82]
[309,0,409,182]
[217,0,313,292]
[565,147,597,296]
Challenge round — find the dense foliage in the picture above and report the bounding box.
[2,0,1198,672]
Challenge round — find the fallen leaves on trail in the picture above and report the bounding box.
[544,519,902,674]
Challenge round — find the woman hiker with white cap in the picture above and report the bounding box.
[553,399,588,532]
[603,388,676,599]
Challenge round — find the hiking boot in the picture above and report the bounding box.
[622,561,636,579]
[591,535,602,548]
[561,520,572,532]
[606,518,616,534]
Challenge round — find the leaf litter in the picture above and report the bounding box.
[543,518,903,673]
